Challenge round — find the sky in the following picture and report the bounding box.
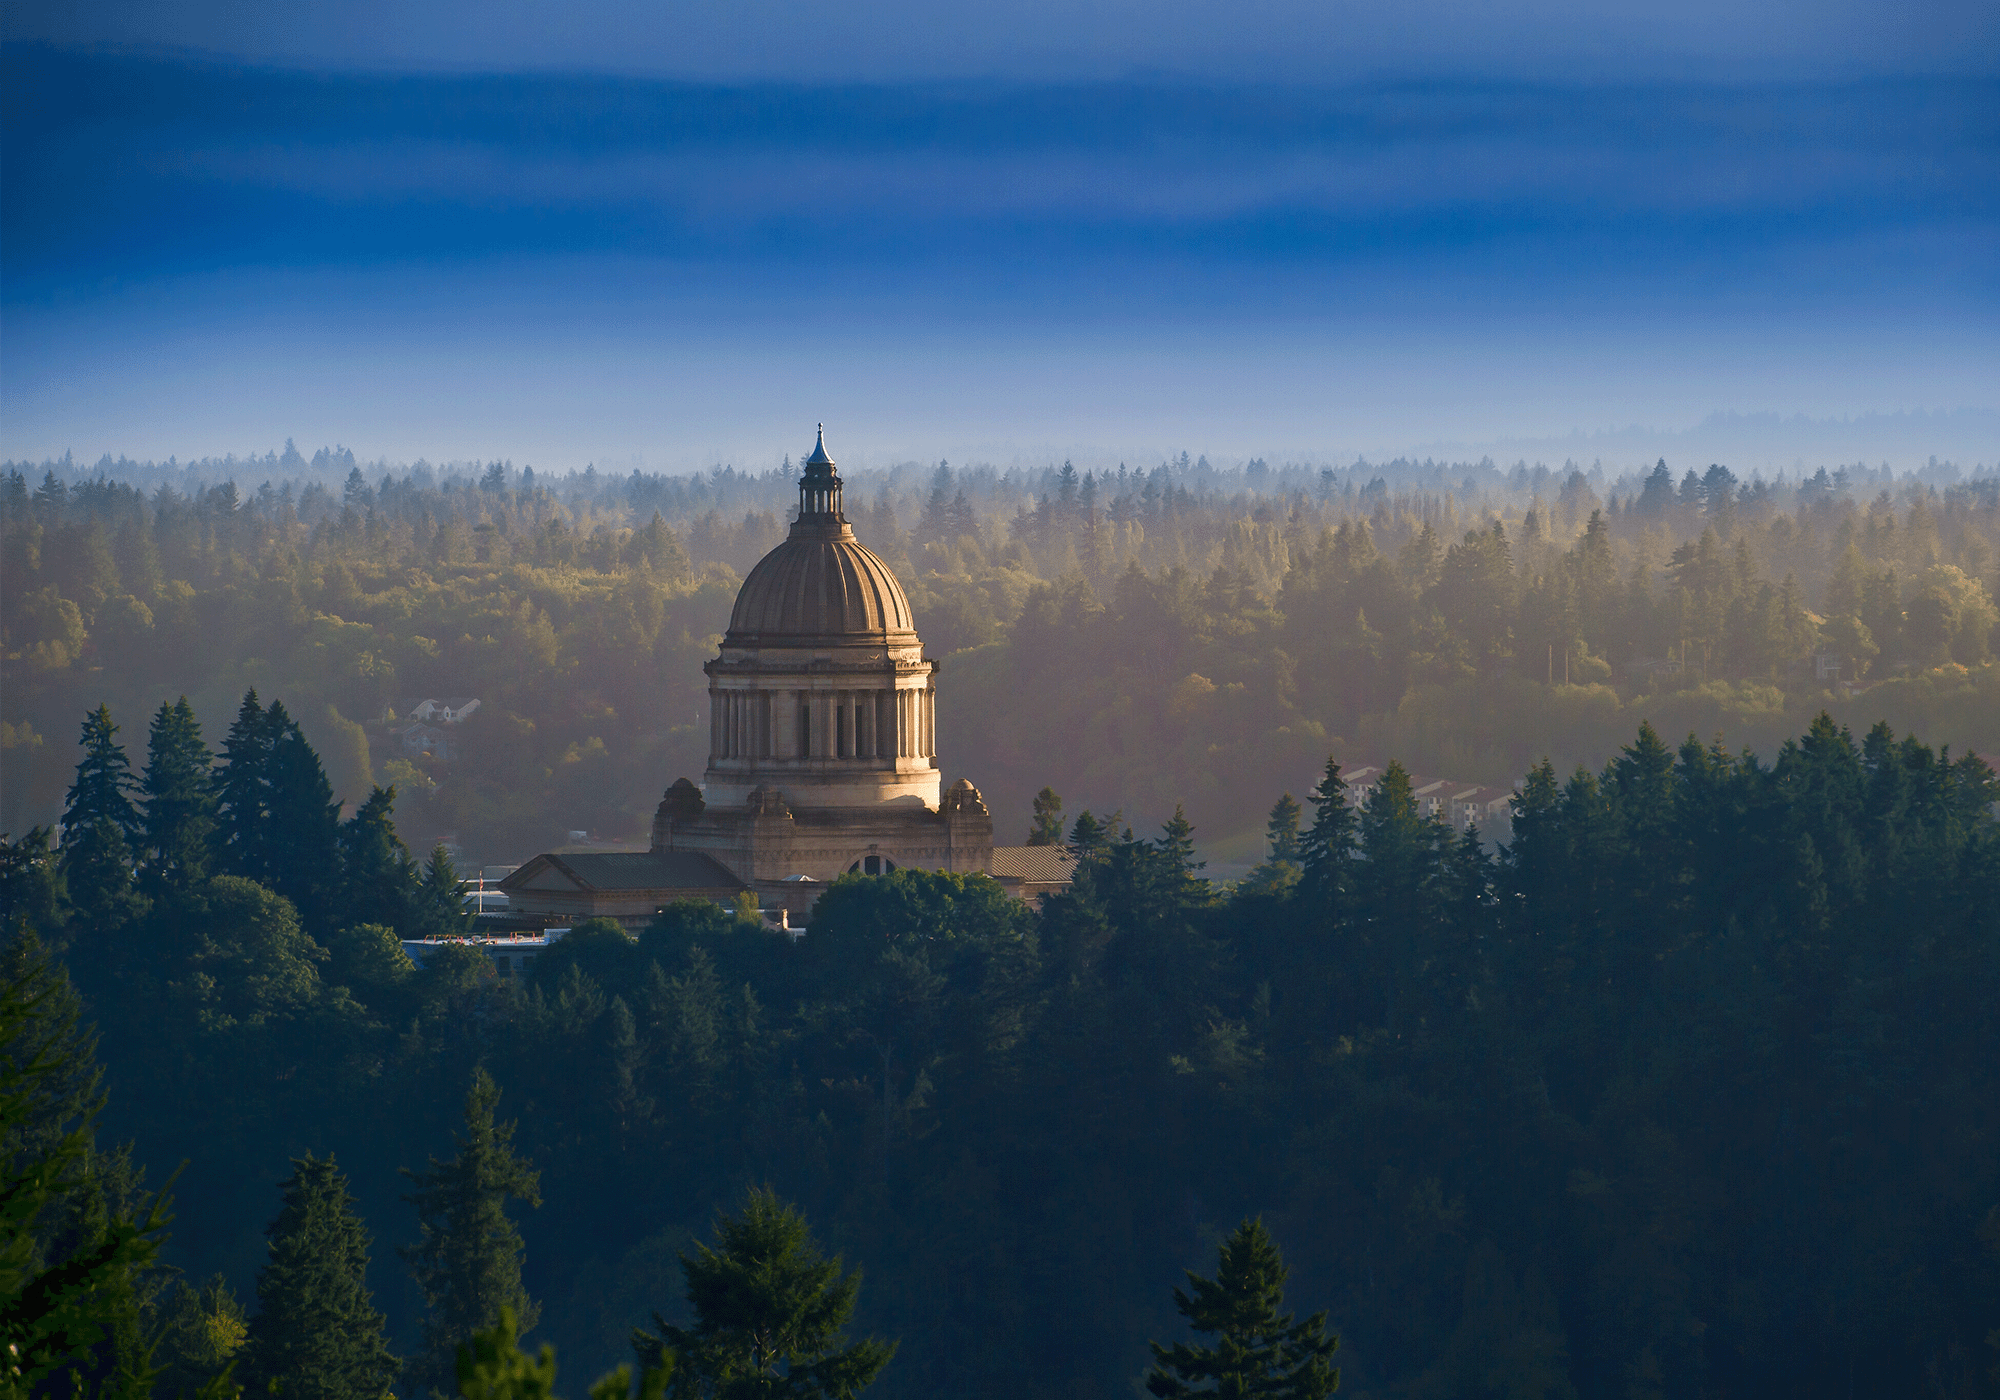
[2,2,1996,472]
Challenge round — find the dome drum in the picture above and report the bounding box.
[702,427,940,811]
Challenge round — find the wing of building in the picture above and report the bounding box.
[502,426,1070,929]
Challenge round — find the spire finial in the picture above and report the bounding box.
[803,424,836,470]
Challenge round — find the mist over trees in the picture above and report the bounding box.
[4,446,1994,865]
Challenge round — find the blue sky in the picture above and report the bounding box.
[2,3,1996,471]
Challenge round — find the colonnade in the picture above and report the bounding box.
[710,686,934,762]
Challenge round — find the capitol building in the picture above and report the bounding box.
[502,429,1074,927]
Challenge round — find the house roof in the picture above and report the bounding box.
[989,846,1079,883]
[500,851,745,894]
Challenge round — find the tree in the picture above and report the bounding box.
[410,845,474,943]
[1027,788,1065,846]
[632,1187,895,1399]
[0,828,61,938]
[138,697,214,897]
[338,786,418,931]
[240,1154,399,1400]
[1264,795,1302,864]
[456,1306,670,1400]
[0,931,174,1394]
[1144,1218,1339,1400]
[211,691,274,885]
[403,1068,544,1394]
[1296,759,1355,919]
[153,1274,249,1398]
[263,704,342,923]
[60,705,144,930]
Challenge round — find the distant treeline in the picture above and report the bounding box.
[5,697,1998,1396]
[3,453,1997,861]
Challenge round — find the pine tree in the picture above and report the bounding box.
[60,705,144,930]
[241,1154,399,1400]
[0,931,174,1392]
[1145,1218,1339,1400]
[263,703,342,922]
[138,697,214,897]
[403,1068,543,1394]
[153,1274,249,1398]
[337,786,417,931]
[632,1187,895,1398]
[1154,804,1213,909]
[1265,794,1302,864]
[1027,787,1065,846]
[1296,759,1356,919]
[409,845,472,942]
[212,690,275,884]
[0,828,62,938]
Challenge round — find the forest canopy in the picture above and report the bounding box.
[3,448,1994,870]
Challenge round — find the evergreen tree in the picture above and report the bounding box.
[409,845,473,942]
[0,931,173,1393]
[60,705,144,930]
[138,697,214,897]
[337,786,418,931]
[1264,794,1302,864]
[263,703,342,923]
[0,828,62,938]
[1153,804,1213,909]
[212,691,275,884]
[241,1154,399,1400]
[153,1274,249,1398]
[403,1068,543,1394]
[1027,787,1065,846]
[1144,1219,1339,1400]
[632,1187,895,1399]
[1296,759,1355,919]
[457,1306,671,1400]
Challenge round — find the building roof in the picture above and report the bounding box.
[726,524,916,644]
[989,845,1079,883]
[500,851,745,894]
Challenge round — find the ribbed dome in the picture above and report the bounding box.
[726,523,917,643]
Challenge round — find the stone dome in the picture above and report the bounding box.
[725,526,916,643]
[723,427,919,646]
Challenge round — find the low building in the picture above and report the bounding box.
[499,850,748,932]
[988,845,1079,907]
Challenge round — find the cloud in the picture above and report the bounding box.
[8,0,1996,80]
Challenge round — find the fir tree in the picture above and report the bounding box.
[241,1154,399,1400]
[0,931,174,1392]
[212,690,275,884]
[632,1187,895,1398]
[1027,787,1065,846]
[1296,759,1356,918]
[1154,804,1213,909]
[403,1068,543,1394]
[0,828,62,938]
[1265,794,1302,864]
[337,786,417,931]
[409,845,472,942]
[153,1274,249,1398]
[263,703,342,922]
[1145,1218,1339,1400]
[60,705,144,930]
[138,696,214,897]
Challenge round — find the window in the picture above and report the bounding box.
[846,856,899,876]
